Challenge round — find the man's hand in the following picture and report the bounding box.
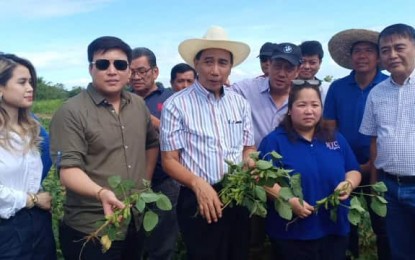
[150,115,160,130]
[36,192,53,210]
[289,197,314,218]
[191,177,223,224]
[98,189,126,216]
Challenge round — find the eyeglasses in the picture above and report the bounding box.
[131,67,153,77]
[291,79,322,87]
[91,59,129,71]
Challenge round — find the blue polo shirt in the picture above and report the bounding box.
[144,83,174,184]
[323,70,388,164]
[258,127,359,240]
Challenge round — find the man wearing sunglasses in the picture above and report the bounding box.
[257,42,277,77]
[129,47,179,260]
[50,36,159,259]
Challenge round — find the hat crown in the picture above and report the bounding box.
[202,26,229,41]
[271,43,302,66]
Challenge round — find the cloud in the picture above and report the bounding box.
[0,0,113,19]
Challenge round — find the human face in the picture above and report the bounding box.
[259,56,271,76]
[171,71,195,92]
[89,49,130,98]
[194,48,232,97]
[129,56,159,97]
[0,65,33,111]
[298,55,321,79]
[290,88,322,133]
[379,35,415,84]
[351,42,379,73]
[269,59,299,93]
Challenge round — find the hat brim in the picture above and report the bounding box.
[179,38,250,68]
[271,54,300,66]
[328,29,381,70]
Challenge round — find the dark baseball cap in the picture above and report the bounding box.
[257,42,277,57]
[271,43,302,66]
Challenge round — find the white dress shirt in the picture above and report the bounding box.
[0,132,42,219]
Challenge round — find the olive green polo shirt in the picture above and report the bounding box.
[50,83,159,236]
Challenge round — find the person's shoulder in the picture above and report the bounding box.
[232,77,266,91]
[329,73,353,88]
[57,89,89,113]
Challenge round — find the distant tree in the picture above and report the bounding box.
[36,77,68,100]
[68,86,84,97]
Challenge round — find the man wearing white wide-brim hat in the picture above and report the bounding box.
[323,28,389,259]
[160,26,256,260]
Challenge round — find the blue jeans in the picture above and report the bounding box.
[383,175,415,260]
[140,178,180,260]
[0,207,56,260]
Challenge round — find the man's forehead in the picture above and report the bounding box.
[199,48,232,58]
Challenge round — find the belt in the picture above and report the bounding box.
[379,169,415,184]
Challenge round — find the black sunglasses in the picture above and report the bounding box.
[291,79,322,87]
[91,59,129,71]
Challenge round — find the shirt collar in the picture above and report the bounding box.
[389,68,415,86]
[193,79,225,99]
[347,70,387,87]
[87,83,131,106]
[259,77,271,93]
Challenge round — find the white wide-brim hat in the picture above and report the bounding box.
[328,29,380,70]
[178,26,250,68]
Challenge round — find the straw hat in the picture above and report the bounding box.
[328,29,380,70]
[178,26,250,68]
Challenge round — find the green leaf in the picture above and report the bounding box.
[274,199,292,220]
[350,196,366,213]
[279,187,295,202]
[107,226,118,240]
[375,195,388,204]
[140,192,160,203]
[249,151,260,160]
[256,202,268,218]
[256,160,273,170]
[108,176,122,189]
[135,198,145,213]
[348,209,361,225]
[254,186,267,202]
[370,197,387,217]
[270,151,282,160]
[120,179,136,190]
[143,210,159,232]
[156,194,172,211]
[371,182,387,193]
[290,174,303,199]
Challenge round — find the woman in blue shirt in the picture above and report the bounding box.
[259,80,361,260]
[0,54,56,259]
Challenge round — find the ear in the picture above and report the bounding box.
[89,64,93,76]
[153,66,159,79]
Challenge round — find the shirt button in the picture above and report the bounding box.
[125,145,128,149]
[121,126,125,129]
[310,144,314,147]
[128,165,131,169]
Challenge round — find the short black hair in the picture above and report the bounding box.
[379,23,415,45]
[194,49,234,65]
[170,63,196,82]
[300,41,324,60]
[87,36,132,63]
[131,47,157,67]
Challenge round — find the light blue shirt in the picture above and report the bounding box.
[360,69,415,176]
[160,80,254,184]
[231,77,287,147]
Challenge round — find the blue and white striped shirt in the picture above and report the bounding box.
[160,80,254,184]
[360,69,415,176]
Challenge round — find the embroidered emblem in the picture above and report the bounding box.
[326,141,340,150]
[283,45,293,53]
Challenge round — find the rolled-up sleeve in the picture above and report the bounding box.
[49,104,87,170]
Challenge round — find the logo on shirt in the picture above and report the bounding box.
[157,103,163,112]
[326,141,340,150]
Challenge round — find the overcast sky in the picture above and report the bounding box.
[1,0,414,89]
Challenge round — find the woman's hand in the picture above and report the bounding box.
[288,197,314,218]
[335,180,354,201]
[35,192,53,210]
